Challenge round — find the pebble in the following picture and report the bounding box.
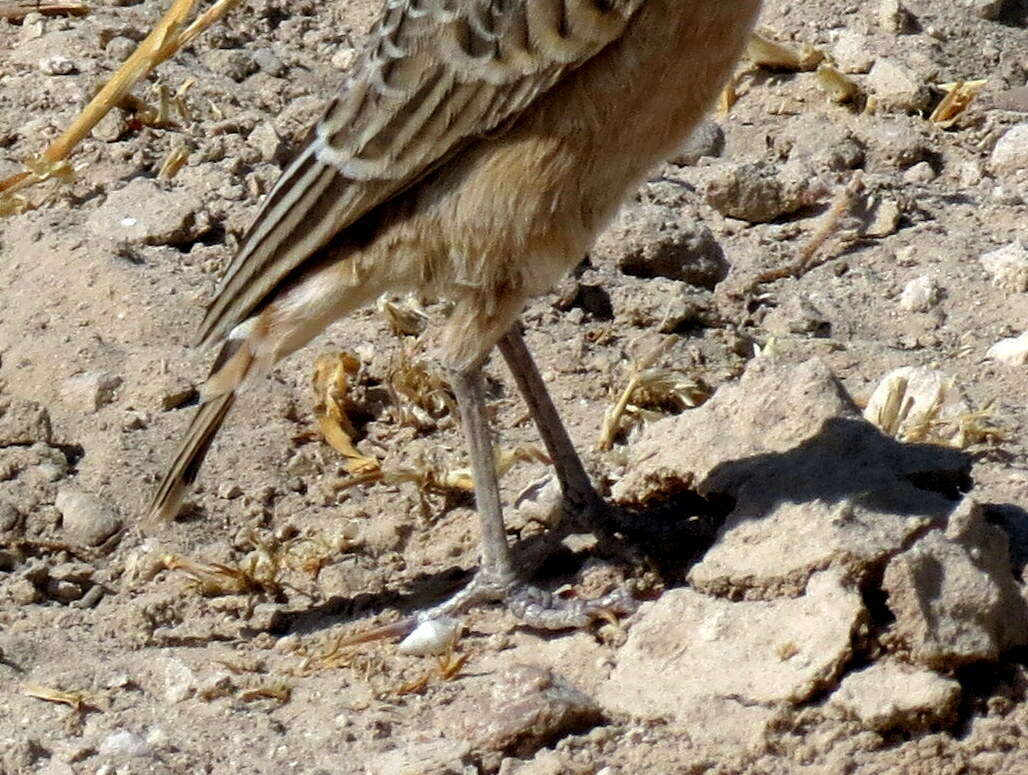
[55,488,123,547]
[980,241,1028,293]
[99,730,150,758]
[902,161,936,184]
[703,161,815,224]
[38,55,76,75]
[671,119,724,165]
[899,275,940,312]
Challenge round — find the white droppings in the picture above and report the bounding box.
[398,617,461,656]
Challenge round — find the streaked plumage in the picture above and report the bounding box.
[149,0,761,626]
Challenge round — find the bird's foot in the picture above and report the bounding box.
[416,567,636,630]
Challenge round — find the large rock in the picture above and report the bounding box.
[599,571,864,747]
[612,357,970,597]
[882,497,1028,668]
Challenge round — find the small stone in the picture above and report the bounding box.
[45,578,83,603]
[468,665,603,767]
[703,161,816,224]
[6,576,41,605]
[39,55,77,75]
[594,202,727,288]
[990,124,1028,177]
[831,661,961,730]
[99,730,150,758]
[249,122,286,164]
[832,31,874,74]
[164,659,196,703]
[987,330,1028,365]
[0,501,21,532]
[87,178,207,247]
[49,562,95,584]
[217,482,244,500]
[671,119,724,165]
[902,161,936,184]
[203,49,257,82]
[252,47,286,77]
[980,241,1028,292]
[860,197,902,238]
[762,294,831,337]
[60,372,122,412]
[55,489,123,547]
[330,48,357,71]
[91,110,129,143]
[0,399,52,446]
[105,36,137,63]
[899,275,940,312]
[867,59,931,112]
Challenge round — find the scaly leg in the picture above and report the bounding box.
[416,362,632,629]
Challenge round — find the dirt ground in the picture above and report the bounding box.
[1,1,1028,773]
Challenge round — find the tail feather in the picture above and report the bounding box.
[147,336,257,526]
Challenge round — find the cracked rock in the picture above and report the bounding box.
[612,357,970,598]
[598,571,863,748]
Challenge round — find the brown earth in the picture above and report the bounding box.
[1,1,1027,773]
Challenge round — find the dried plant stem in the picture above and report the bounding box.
[0,0,241,200]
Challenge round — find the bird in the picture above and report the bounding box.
[149,0,763,630]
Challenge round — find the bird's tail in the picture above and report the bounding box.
[146,336,257,526]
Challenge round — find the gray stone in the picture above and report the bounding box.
[883,497,1028,668]
[671,119,725,165]
[961,0,1005,20]
[899,275,940,312]
[867,59,932,112]
[55,489,123,547]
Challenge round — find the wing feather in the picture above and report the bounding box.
[197,0,643,348]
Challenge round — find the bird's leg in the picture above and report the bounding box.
[416,362,633,629]
[497,327,604,526]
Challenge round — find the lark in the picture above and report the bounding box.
[150,0,762,629]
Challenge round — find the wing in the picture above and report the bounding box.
[197,0,644,348]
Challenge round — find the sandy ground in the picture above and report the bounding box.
[1,0,1027,773]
